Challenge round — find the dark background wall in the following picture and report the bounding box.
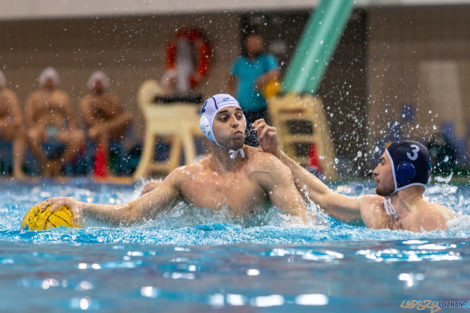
[2,6,468,175]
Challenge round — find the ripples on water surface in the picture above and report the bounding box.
[0,179,469,312]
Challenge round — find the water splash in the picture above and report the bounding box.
[0,179,469,245]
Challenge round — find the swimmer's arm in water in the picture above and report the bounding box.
[273,150,385,226]
[39,169,182,226]
[252,154,307,222]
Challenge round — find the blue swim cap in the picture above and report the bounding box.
[199,94,246,148]
[385,140,431,193]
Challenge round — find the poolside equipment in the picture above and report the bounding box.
[21,204,81,230]
[135,80,202,178]
[282,0,353,94]
[268,0,352,180]
[164,29,212,90]
[93,143,108,178]
[268,93,337,180]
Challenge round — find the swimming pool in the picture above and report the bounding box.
[1,179,469,312]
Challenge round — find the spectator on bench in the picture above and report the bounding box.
[79,71,132,175]
[25,67,84,176]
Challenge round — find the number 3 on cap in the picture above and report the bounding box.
[407,144,419,161]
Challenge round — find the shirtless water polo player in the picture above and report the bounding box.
[253,119,455,232]
[37,94,307,225]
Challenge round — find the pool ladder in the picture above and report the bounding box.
[134,80,202,178]
[268,93,337,180]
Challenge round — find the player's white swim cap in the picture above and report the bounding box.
[199,94,246,147]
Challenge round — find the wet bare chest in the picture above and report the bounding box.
[34,96,67,120]
[179,172,267,216]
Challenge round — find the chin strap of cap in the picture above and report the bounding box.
[229,148,245,160]
[384,197,399,220]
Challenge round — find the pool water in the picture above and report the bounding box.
[1,179,469,312]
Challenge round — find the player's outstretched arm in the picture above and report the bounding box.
[38,169,182,226]
[253,119,362,223]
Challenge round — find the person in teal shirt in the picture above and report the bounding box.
[228,32,279,146]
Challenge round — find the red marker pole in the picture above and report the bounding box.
[309,143,322,172]
[93,143,108,178]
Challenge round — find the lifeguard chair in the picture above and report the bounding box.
[134,80,202,179]
[268,93,337,180]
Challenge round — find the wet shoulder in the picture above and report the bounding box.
[170,157,210,181]
[52,89,71,101]
[104,92,119,103]
[0,88,15,98]
[80,93,93,103]
[244,148,292,184]
[416,202,455,230]
[358,195,389,228]
[27,89,44,101]
[245,147,284,172]
[0,88,18,104]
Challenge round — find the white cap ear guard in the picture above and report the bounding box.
[199,115,213,142]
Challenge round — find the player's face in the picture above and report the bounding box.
[212,106,245,150]
[373,152,395,196]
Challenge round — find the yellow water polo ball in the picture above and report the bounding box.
[263,79,281,99]
[21,204,81,231]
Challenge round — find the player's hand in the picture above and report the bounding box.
[39,197,84,225]
[252,119,280,156]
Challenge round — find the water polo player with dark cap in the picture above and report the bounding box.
[253,120,456,232]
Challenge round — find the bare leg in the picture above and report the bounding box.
[12,126,26,178]
[27,126,47,166]
[1,123,26,178]
[57,129,85,166]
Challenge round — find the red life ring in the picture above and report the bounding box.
[165,29,212,88]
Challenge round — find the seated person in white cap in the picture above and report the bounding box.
[25,67,85,176]
[79,71,132,173]
[252,119,455,232]
[35,94,307,225]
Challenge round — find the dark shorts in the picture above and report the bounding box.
[42,139,66,160]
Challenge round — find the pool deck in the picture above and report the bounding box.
[1,175,468,186]
[0,175,136,184]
